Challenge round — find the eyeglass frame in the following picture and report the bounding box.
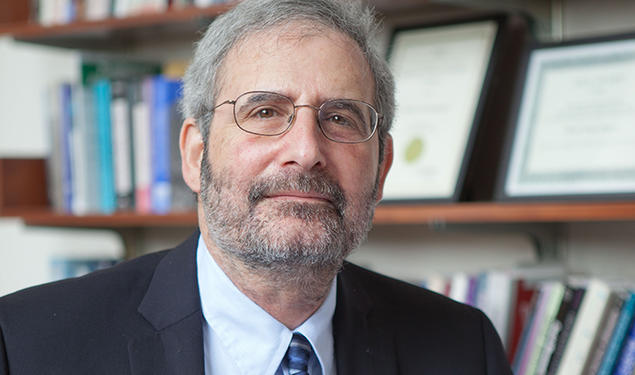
[211,90,383,144]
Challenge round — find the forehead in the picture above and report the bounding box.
[216,22,375,102]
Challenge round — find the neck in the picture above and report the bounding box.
[201,229,337,330]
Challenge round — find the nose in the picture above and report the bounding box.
[276,105,327,171]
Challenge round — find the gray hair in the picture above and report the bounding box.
[181,0,395,159]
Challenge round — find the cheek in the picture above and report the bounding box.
[336,150,379,197]
[210,135,274,187]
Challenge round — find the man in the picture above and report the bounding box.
[0,0,512,374]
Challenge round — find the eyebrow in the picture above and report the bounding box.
[245,92,288,104]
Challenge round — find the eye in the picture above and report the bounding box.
[251,106,282,119]
[327,113,353,127]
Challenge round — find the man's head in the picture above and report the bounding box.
[181,0,395,160]
[180,0,394,278]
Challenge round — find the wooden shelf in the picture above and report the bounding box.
[373,201,635,224]
[0,3,235,49]
[12,209,198,228]
[6,201,635,228]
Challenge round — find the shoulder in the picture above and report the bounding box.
[338,262,512,373]
[339,261,476,319]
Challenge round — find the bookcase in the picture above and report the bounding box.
[1,0,635,254]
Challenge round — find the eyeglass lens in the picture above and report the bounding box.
[233,91,377,142]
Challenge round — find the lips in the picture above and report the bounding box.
[265,191,334,204]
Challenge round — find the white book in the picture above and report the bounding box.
[424,274,448,296]
[476,271,516,349]
[110,81,133,210]
[85,0,111,21]
[70,85,88,215]
[449,272,470,304]
[132,78,152,213]
[39,0,57,25]
[555,279,613,375]
[194,0,216,7]
[113,0,133,18]
[526,282,566,375]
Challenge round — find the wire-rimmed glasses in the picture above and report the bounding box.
[212,91,381,144]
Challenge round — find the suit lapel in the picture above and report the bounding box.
[333,263,398,375]
[131,232,205,375]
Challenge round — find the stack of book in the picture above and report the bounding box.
[32,0,231,25]
[47,60,194,215]
[421,271,635,375]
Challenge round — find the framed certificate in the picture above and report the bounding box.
[382,16,501,202]
[499,33,635,200]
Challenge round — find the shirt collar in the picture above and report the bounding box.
[197,234,336,375]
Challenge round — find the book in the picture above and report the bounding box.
[71,84,101,215]
[60,83,75,213]
[85,0,112,21]
[509,280,539,360]
[597,292,635,375]
[514,282,558,375]
[93,79,117,214]
[613,318,635,375]
[132,77,153,213]
[168,79,195,211]
[555,279,614,375]
[545,288,586,375]
[150,75,181,214]
[583,292,626,374]
[525,282,566,375]
[110,79,135,210]
[534,286,577,375]
[475,271,516,349]
[449,272,470,304]
[45,83,66,214]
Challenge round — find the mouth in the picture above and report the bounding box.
[264,191,334,205]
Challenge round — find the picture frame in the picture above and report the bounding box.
[381,14,506,203]
[498,32,635,201]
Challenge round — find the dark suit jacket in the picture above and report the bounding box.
[0,232,512,374]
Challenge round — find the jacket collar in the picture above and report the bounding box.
[129,233,398,375]
[131,231,204,375]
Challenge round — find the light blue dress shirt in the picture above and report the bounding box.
[196,235,337,375]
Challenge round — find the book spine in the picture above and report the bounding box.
[60,83,75,213]
[584,293,625,374]
[535,286,575,375]
[46,83,65,213]
[509,280,538,361]
[93,79,116,214]
[110,79,134,210]
[168,79,195,211]
[555,280,612,375]
[132,77,152,213]
[150,75,172,214]
[526,283,565,375]
[598,293,635,375]
[546,288,585,375]
[516,283,554,375]
[613,320,635,375]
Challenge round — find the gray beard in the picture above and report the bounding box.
[199,145,378,281]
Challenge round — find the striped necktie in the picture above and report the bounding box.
[285,333,312,375]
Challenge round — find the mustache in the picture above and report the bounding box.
[248,171,346,215]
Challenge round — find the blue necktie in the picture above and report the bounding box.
[286,333,312,375]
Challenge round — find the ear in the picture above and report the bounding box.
[375,134,393,203]
[180,117,204,193]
